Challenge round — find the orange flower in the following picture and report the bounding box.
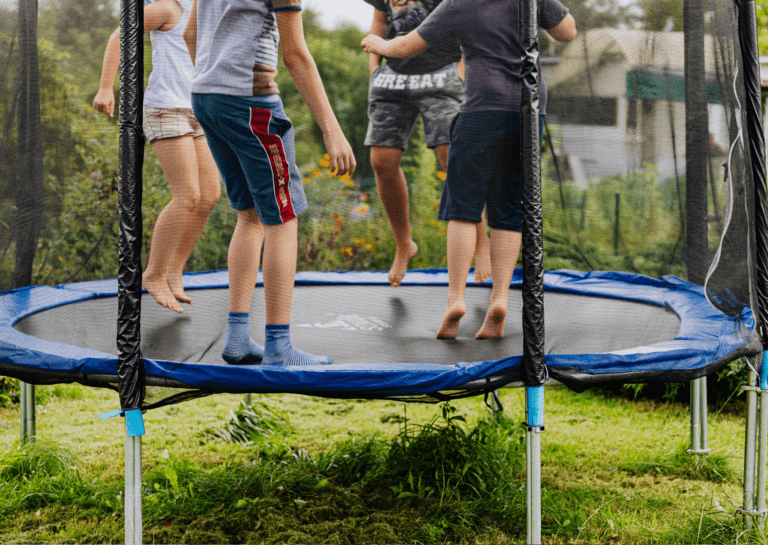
[436,171,447,180]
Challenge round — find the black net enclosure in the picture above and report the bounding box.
[0,0,766,411]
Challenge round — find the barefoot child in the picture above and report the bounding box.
[362,0,576,339]
[364,0,491,287]
[184,0,356,365]
[94,0,221,314]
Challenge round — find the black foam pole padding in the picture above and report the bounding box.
[117,0,145,411]
[519,0,548,386]
[736,0,768,346]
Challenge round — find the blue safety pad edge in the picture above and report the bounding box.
[0,269,758,396]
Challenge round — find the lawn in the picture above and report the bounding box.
[0,383,764,544]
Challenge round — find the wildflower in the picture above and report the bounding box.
[319,159,331,168]
[430,220,441,227]
[311,169,322,177]
[341,246,354,257]
[354,238,366,244]
[324,153,330,160]
[438,227,447,237]
[365,243,372,250]
[338,173,350,181]
[302,177,310,184]
[436,171,447,180]
[432,201,440,210]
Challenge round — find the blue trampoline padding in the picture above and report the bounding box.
[0,269,759,397]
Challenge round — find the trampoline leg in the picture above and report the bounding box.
[19,382,35,443]
[125,432,143,545]
[743,369,759,528]
[757,387,768,530]
[688,378,708,455]
[525,386,544,545]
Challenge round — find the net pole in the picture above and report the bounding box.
[734,0,768,526]
[117,0,145,413]
[519,0,545,537]
[118,0,145,542]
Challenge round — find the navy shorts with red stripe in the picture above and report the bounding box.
[192,93,308,224]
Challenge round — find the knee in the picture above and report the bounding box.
[370,151,402,177]
[174,188,202,213]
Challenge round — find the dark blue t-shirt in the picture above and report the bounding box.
[364,0,462,75]
[417,0,569,113]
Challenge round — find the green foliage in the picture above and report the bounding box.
[382,404,525,506]
[209,401,293,445]
[620,445,736,483]
[0,377,19,407]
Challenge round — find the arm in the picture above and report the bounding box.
[546,13,576,42]
[361,29,429,59]
[368,8,387,74]
[183,0,198,65]
[276,10,356,176]
[93,1,179,117]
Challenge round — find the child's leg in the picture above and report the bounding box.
[475,228,522,340]
[222,208,264,363]
[435,144,491,284]
[166,136,222,304]
[436,219,477,339]
[143,135,202,313]
[261,218,331,366]
[371,146,419,287]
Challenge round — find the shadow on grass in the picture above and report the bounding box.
[619,445,736,484]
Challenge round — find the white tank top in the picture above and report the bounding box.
[143,0,194,109]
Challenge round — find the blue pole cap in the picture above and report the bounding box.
[125,409,145,437]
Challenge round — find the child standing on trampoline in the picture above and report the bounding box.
[94,0,221,314]
[362,0,576,340]
[184,0,356,366]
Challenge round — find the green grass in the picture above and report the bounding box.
[0,384,765,544]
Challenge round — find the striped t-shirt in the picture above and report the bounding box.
[191,0,302,96]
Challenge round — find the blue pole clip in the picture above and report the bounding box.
[526,385,545,429]
[99,408,146,437]
[761,351,768,391]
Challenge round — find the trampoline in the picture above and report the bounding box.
[0,269,760,403]
[3,0,768,541]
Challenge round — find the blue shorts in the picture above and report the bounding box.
[191,93,308,224]
[438,111,543,232]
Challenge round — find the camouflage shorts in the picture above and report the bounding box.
[365,63,465,150]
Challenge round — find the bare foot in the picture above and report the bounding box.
[143,275,184,313]
[436,301,466,339]
[389,241,418,286]
[476,300,507,339]
[474,247,492,284]
[167,274,192,305]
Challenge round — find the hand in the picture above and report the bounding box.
[323,130,356,178]
[361,34,387,55]
[93,88,115,117]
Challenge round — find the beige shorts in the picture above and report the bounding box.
[143,106,205,143]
